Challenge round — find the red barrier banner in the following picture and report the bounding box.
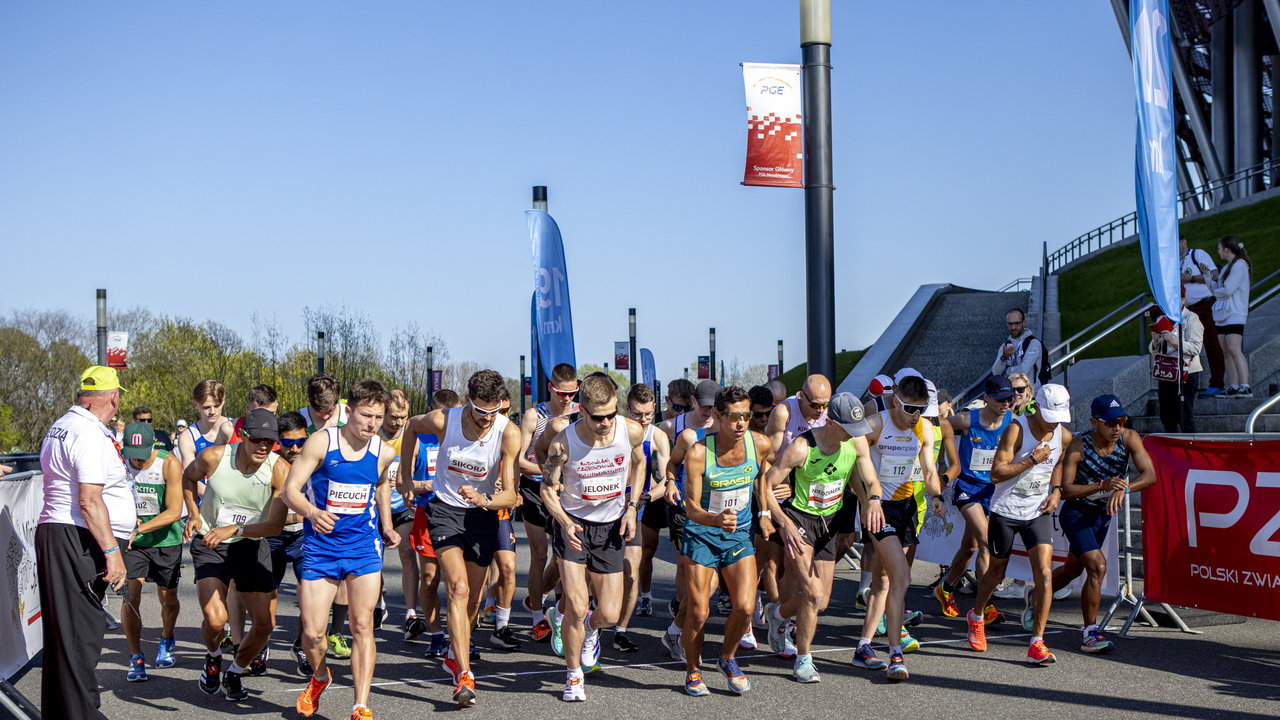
[1142,435,1280,620]
[742,63,803,188]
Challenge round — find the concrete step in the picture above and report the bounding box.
[1140,392,1280,417]
[1129,413,1280,434]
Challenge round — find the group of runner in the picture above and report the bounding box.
[113,362,1154,717]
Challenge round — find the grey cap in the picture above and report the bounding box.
[694,380,719,407]
[828,392,871,437]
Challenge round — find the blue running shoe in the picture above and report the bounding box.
[903,609,923,627]
[1081,629,1115,654]
[1201,386,1223,398]
[549,605,564,658]
[1021,585,1035,633]
[852,644,887,671]
[127,653,148,682]
[886,652,909,681]
[155,637,176,669]
[684,671,710,697]
[716,657,750,694]
[424,633,448,659]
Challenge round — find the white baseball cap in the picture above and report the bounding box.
[924,379,939,418]
[176,418,188,428]
[868,374,894,395]
[1036,384,1071,424]
[893,367,923,386]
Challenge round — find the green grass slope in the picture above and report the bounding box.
[777,349,867,394]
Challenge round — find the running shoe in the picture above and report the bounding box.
[580,616,601,669]
[199,653,222,694]
[738,628,758,650]
[1053,586,1072,600]
[635,595,653,617]
[983,604,1005,625]
[716,593,732,616]
[780,622,797,659]
[127,653,148,682]
[404,615,428,641]
[855,587,869,611]
[561,671,585,702]
[934,585,960,618]
[441,650,461,685]
[885,652,909,681]
[765,602,787,654]
[792,654,820,683]
[584,661,603,674]
[219,628,234,649]
[1081,630,1115,654]
[350,707,373,720]
[327,633,352,659]
[295,667,332,717]
[993,581,1024,599]
[612,631,639,653]
[548,605,564,658]
[531,618,552,642]
[684,670,709,697]
[1021,585,1035,633]
[490,625,522,650]
[717,657,750,694]
[480,604,497,627]
[903,609,923,627]
[221,669,248,701]
[1238,385,1254,398]
[1027,640,1056,665]
[966,608,987,652]
[294,642,313,676]
[424,633,448,658]
[453,670,477,707]
[1200,386,1223,398]
[155,637,176,669]
[373,599,385,631]
[661,627,683,660]
[668,597,680,618]
[752,597,766,627]
[876,614,886,636]
[249,647,268,676]
[851,644,887,671]
[900,629,920,653]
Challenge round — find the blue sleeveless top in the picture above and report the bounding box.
[958,408,1011,484]
[304,428,383,553]
[413,433,440,509]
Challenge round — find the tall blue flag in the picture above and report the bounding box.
[528,210,576,377]
[640,348,656,388]
[530,292,538,387]
[1132,0,1180,320]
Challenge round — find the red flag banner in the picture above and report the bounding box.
[1142,435,1280,620]
[742,63,803,188]
[767,364,780,380]
[697,356,710,380]
[614,342,630,370]
[107,331,128,368]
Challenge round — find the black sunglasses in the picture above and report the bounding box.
[752,411,771,419]
[278,437,307,449]
[586,410,618,423]
[1012,386,1029,393]
[137,417,153,423]
[670,403,691,413]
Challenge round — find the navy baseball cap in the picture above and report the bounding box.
[1090,394,1128,423]
[984,375,1016,401]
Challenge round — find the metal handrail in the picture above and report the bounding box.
[1050,293,1150,359]
[1051,301,1157,373]
[1245,392,1280,433]
[997,277,1033,292]
[1248,267,1280,311]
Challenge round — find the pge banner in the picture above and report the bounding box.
[742,62,803,188]
[614,342,630,371]
[1143,435,1280,620]
[0,474,43,679]
[107,330,128,369]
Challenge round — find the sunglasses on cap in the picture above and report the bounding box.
[470,402,505,416]
[586,410,617,422]
[278,437,307,449]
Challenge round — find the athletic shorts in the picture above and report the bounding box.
[190,536,275,593]
[409,506,437,559]
[1059,501,1112,557]
[518,476,549,529]
[640,496,668,530]
[864,498,919,548]
[267,530,305,588]
[666,502,687,548]
[1216,323,1245,337]
[428,498,499,567]
[391,507,415,529]
[833,490,859,535]
[300,537,383,582]
[952,476,994,514]
[770,504,841,562]
[497,512,517,554]
[683,524,754,569]
[552,514,624,574]
[125,544,182,589]
[988,512,1053,559]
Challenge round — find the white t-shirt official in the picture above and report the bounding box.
[1181,248,1217,305]
[39,405,138,539]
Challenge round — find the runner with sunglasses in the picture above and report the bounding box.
[541,375,647,701]
[764,374,830,462]
[517,362,578,641]
[935,375,1016,620]
[271,412,314,675]
[1050,394,1155,654]
[966,384,1073,666]
[483,393,523,651]
[614,382,669,652]
[664,378,696,421]
[747,385,782,640]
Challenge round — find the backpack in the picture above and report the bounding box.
[1020,334,1051,386]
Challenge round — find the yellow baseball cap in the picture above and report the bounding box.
[80,366,125,392]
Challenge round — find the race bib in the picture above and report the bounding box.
[426,447,439,475]
[387,455,400,483]
[326,481,372,514]
[807,480,844,510]
[970,448,996,473]
[581,475,626,505]
[134,489,161,517]
[878,454,916,483]
[1012,467,1052,497]
[216,503,257,528]
[710,485,751,514]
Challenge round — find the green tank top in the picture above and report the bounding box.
[696,432,758,529]
[789,430,857,517]
[199,446,277,543]
[127,450,183,548]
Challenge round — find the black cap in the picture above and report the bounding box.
[241,408,279,442]
[694,380,719,407]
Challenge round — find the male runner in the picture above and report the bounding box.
[301,374,349,434]
[764,374,830,462]
[232,384,279,441]
[177,379,234,471]
[270,411,314,675]
[517,363,578,640]
[1051,395,1155,654]
[182,408,288,702]
[663,378,696,421]
[121,422,184,680]
[541,374,647,701]
[483,392,523,650]
[765,380,787,406]
[747,385,781,636]
[935,375,1015,618]
[286,380,399,720]
[614,382,669,652]
[679,386,773,696]
[763,393,880,683]
[377,390,414,631]
[967,384,1073,665]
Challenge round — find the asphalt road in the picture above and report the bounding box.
[13,527,1280,720]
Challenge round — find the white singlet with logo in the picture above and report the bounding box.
[435,406,509,509]
[559,418,631,523]
[868,409,921,501]
[777,395,827,456]
[990,415,1062,521]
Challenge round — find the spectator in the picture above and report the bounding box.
[1008,372,1037,416]
[132,405,173,451]
[990,308,1045,388]
[1149,309,1203,432]
[1180,236,1226,396]
[1210,235,1253,397]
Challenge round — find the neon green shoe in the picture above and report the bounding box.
[326,633,352,658]
[548,606,564,658]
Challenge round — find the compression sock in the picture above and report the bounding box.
[330,603,348,635]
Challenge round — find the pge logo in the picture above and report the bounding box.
[1186,469,1280,557]
[759,85,786,95]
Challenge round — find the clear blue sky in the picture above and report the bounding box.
[0,1,1135,383]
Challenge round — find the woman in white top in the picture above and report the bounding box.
[1210,235,1253,397]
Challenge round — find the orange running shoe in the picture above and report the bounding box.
[1026,640,1056,665]
[982,604,1006,626]
[453,670,477,707]
[966,609,987,652]
[350,706,373,720]
[531,619,552,642]
[296,666,332,717]
[934,585,959,618]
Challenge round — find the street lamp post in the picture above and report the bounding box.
[317,331,326,375]
[95,289,107,366]
[709,328,717,382]
[801,0,836,382]
[628,308,637,386]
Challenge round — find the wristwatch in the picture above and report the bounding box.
[629,500,643,510]
[758,510,772,519]
[868,495,882,502]
[234,525,244,537]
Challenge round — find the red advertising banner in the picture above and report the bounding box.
[430,370,443,395]
[767,364,780,380]
[107,331,128,368]
[614,341,630,371]
[697,356,710,380]
[742,63,803,188]
[1142,435,1280,620]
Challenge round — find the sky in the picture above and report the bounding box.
[0,1,1137,384]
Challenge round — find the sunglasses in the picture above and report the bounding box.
[586,410,618,422]
[551,387,579,398]
[137,418,153,424]
[670,402,691,413]
[1098,417,1128,428]
[1012,386,1029,394]
[721,411,752,422]
[801,394,830,410]
[278,437,307,449]
[470,402,505,416]
[897,397,926,415]
[752,411,771,419]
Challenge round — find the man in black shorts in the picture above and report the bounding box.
[614,382,669,650]
[269,411,312,675]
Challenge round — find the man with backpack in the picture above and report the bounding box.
[991,309,1048,388]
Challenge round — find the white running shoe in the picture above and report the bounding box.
[580,617,602,669]
[993,581,1025,600]
[780,622,797,659]
[738,629,758,650]
[561,671,585,702]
